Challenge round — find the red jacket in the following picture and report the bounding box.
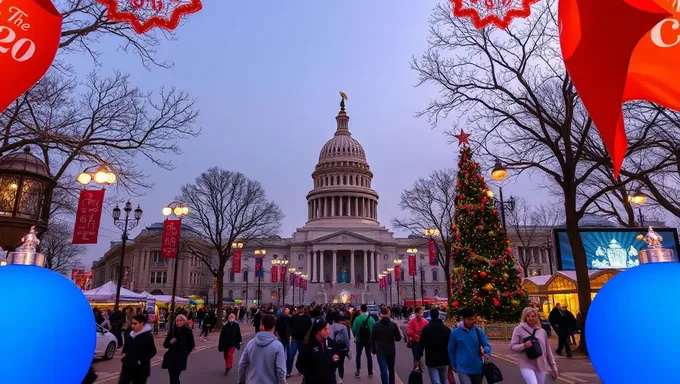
[407,317,428,342]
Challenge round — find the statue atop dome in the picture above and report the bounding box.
[339,91,348,112]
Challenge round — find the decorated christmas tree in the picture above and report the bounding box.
[449,131,529,322]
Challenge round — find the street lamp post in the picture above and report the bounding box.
[162,202,189,326]
[288,268,296,305]
[386,267,394,306]
[393,258,402,305]
[423,228,441,308]
[490,159,516,233]
[295,271,302,305]
[243,267,250,308]
[111,201,143,311]
[254,249,266,305]
[272,258,289,306]
[406,248,418,307]
[628,192,647,227]
[379,273,387,304]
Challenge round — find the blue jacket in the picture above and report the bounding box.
[238,331,286,384]
[448,322,492,375]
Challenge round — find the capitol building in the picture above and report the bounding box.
[91,99,452,305]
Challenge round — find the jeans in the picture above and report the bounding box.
[281,338,289,356]
[556,327,572,354]
[520,368,547,384]
[457,372,484,384]
[335,350,347,379]
[410,341,421,363]
[427,366,448,384]
[287,338,305,375]
[355,343,373,374]
[168,368,182,384]
[376,355,396,384]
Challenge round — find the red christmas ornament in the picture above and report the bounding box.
[475,225,484,231]
[0,0,62,113]
[480,271,487,278]
[493,299,500,306]
[450,0,537,30]
[506,247,513,254]
[473,274,478,279]
[449,279,454,286]
[492,209,499,215]
[453,300,460,308]
[530,301,537,308]
[481,196,487,203]
[95,0,202,34]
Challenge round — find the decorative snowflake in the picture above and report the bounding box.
[450,0,539,29]
[96,0,202,34]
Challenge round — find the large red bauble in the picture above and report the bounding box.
[453,300,460,308]
[480,271,487,278]
[493,299,500,306]
[0,0,62,113]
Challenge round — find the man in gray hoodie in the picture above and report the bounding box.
[238,314,287,384]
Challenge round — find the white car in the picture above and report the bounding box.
[95,324,117,360]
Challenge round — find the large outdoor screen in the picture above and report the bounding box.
[554,228,680,270]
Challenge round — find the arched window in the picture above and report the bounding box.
[241,289,247,298]
[432,269,439,281]
[331,176,334,186]
[227,289,233,299]
[355,176,359,185]
[434,289,439,297]
[349,176,353,185]
[336,176,340,184]
[343,175,347,185]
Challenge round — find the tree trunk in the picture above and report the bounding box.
[564,196,591,355]
[215,270,225,330]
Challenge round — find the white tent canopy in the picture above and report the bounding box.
[83,282,147,303]
[153,295,189,304]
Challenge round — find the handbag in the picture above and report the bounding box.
[523,328,543,359]
[474,327,503,384]
[408,366,424,384]
[447,366,457,384]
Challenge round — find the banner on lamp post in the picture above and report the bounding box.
[302,279,308,290]
[161,219,181,258]
[428,238,438,266]
[408,255,417,276]
[387,273,392,286]
[231,249,242,273]
[72,189,106,244]
[290,273,295,286]
[272,265,279,283]
[280,266,287,281]
[395,265,402,281]
[255,257,264,278]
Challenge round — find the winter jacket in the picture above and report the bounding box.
[238,331,286,384]
[290,313,312,340]
[510,322,558,374]
[120,324,157,380]
[369,317,402,356]
[297,336,338,384]
[275,315,292,340]
[218,321,242,351]
[407,316,429,342]
[448,322,491,375]
[419,318,452,367]
[161,325,195,371]
[351,313,375,344]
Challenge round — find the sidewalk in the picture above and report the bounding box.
[489,338,602,384]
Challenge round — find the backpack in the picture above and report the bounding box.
[358,316,370,344]
[333,326,348,351]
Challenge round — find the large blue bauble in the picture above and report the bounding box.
[587,262,680,383]
[0,265,95,383]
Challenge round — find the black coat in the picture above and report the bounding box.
[370,317,402,356]
[296,337,337,384]
[418,319,452,367]
[275,315,292,340]
[120,327,157,380]
[218,321,242,352]
[161,326,195,371]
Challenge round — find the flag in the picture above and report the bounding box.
[559,0,680,177]
[387,273,392,286]
[280,266,287,282]
[72,189,105,244]
[290,273,295,286]
[231,249,242,273]
[295,275,301,287]
[160,219,181,258]
[428,238,438,266]
[408,255,417,276]
[255,257,264,278]
[302,279,308,290]
[394,265,401,282]
[272,265,278,283]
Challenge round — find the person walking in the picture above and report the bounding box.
[200,307,213,342]
[275,307,292,355]
[351,304,375,378]
[370,307,402,384]
[287,306,312,378]
[329,312,351,384]
[253,307,263,333]
[161,315,195,384]
[118,314,157,384]
[418,308,451,384]
[510,307,559,384]
[296,317,340,384]
[238,314,287,384]
[448,308,492,384]
[218,313,243,376]
[407,307,428,365]
[548,304,573,358]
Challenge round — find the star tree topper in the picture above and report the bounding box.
[96,0,202,34]
[455,129,471,147]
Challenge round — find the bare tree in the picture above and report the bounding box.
[392,169,456,304]
[40,220,86,274]
[507,199,540,276]
[411,1,671,352]
[179,167,284,326]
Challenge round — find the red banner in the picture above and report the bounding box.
[72,189,105,244]
[302,279,308,290]
[231,249,242,273]
[296,276,301,287]
[161,219,181,258]
[272,265,279,283]
[428,238,437,266]
[394,265,401,282]
[280,266,287,282]
[408,255,417,276]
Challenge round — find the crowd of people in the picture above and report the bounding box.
[87,301,574,384]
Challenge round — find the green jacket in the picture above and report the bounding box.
[351,313,375,343]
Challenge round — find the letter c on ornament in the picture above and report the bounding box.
[651,18,680,48]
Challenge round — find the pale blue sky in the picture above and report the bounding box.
[72,1,538,266]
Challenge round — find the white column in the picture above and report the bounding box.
[363,251,368,283]
[312,250,317,282]
[368,250,374,282]
[331,197,335,216]
[320,251,325,283]
[350,249,355,283]
[340,196,344,216]
[306,251,312,280]
[332,251,337,283]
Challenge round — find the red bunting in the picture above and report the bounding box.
[450,0,537,30]
[72,190,106,244]
[302,279,308,290]
[231,249,242,273]
[95,0,202,34]
[0,0,62,113]
[408,255,417,277]
[271,265,279,283]
[280,266,287,282]
[394,265,401,282]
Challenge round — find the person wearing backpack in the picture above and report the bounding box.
[329,312,351,383]
[351,304,375,378]
[510,307,559,384]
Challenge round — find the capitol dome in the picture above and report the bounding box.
[305,96,379,227]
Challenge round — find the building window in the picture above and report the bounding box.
[400,269,405,281]
[432,269,439,281]
[298,254,303,261]
[152,251,164,264]
[227,289,233,299]
[230,271,235,282]
[150,271,168,284]
[243,271,249,283]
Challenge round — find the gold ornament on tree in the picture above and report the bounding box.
[511,299,520,307]
[502,273,509,280]
[483,283,494,292]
